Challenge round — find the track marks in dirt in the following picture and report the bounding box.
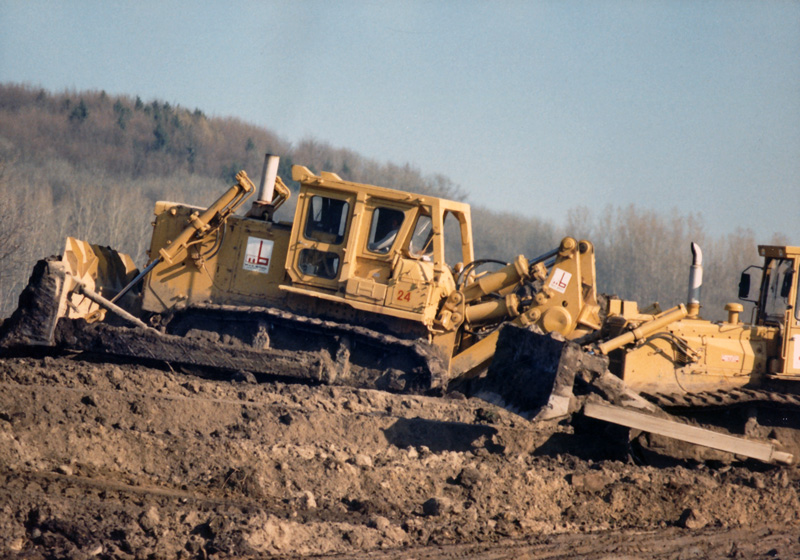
[320,527,800,560]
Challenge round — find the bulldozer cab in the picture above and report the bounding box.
[284,166,474,326]
[740,245,800,376]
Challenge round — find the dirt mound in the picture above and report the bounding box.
[1,354,800,559]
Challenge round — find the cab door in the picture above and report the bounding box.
[782,257,800,375]
[760,253,800,376]
[384,210,437,316]
[286,190,354,290]
[344,202,409,306]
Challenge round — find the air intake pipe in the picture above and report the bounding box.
[687,242,702,318]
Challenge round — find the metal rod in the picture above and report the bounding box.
[75,281,154,331]
[529,247,560,267]
[110,258,160,304]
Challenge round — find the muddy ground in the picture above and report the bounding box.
[1,353,800,559]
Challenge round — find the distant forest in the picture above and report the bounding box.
[0,83,781,319]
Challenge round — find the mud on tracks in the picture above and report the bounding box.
[1,355,800,558]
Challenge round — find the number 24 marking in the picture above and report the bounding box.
[397,289,412,302]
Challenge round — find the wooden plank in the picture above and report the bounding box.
[583,402,793,465]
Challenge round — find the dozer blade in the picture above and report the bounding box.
[470,324,607,419]
[477,327,793,465]
[584,402,793,465]
[0,258,68,348]
[61,237,140,321]
[0,239,139,349]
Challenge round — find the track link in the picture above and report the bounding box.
[51,303,448,394]
[646,387,800,411]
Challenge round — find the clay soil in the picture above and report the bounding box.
[1,353,800,559]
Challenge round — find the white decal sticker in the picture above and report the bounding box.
[720,354,740,363]
[548,268,572,294]
[794,335,800,370]
[243,237,274,274]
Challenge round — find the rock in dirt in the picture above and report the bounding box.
[678,508,709,529]
[138,506,160,534]
[352,453,373,468]
[570,472,612,493]
[298,491,317,509]
[455,467,482,489]
[423,497,453,516]
[368,515,391,531]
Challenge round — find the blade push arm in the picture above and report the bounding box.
[159,170,256,265]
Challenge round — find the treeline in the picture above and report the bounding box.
[0,84,461,196]
[0,83,777,320]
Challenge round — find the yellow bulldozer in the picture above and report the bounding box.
[480,239,800,465]
[2,154,798,465]
[0,155,603,391]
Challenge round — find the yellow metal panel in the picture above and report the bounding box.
[218,220,291,305]
[279,284,423,323]
[345,277,388,303]
[386,280,429,314]
[384,258,437,319]
[621,320,779,394]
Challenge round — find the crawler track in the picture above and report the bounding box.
[0,258,448,394]
[647,387,800,410]
[12,304,448,395]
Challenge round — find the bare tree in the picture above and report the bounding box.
[0,154,55,316]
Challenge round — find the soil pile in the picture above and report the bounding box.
[1,354,799,559]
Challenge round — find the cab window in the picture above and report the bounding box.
[409,214,434,260]
[304,196,349,245]
[367,207,405,254]
[763,259,793,324]
[442,211,466,266]
[298,249,340,279]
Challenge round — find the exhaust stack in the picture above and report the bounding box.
[247,154,290,220]
[687,242,702,317]
[257,154,280,204]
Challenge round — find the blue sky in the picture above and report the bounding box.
[1,1,798,241]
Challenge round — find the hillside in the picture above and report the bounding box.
[0,83,774,319]
[0,84,468,314]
